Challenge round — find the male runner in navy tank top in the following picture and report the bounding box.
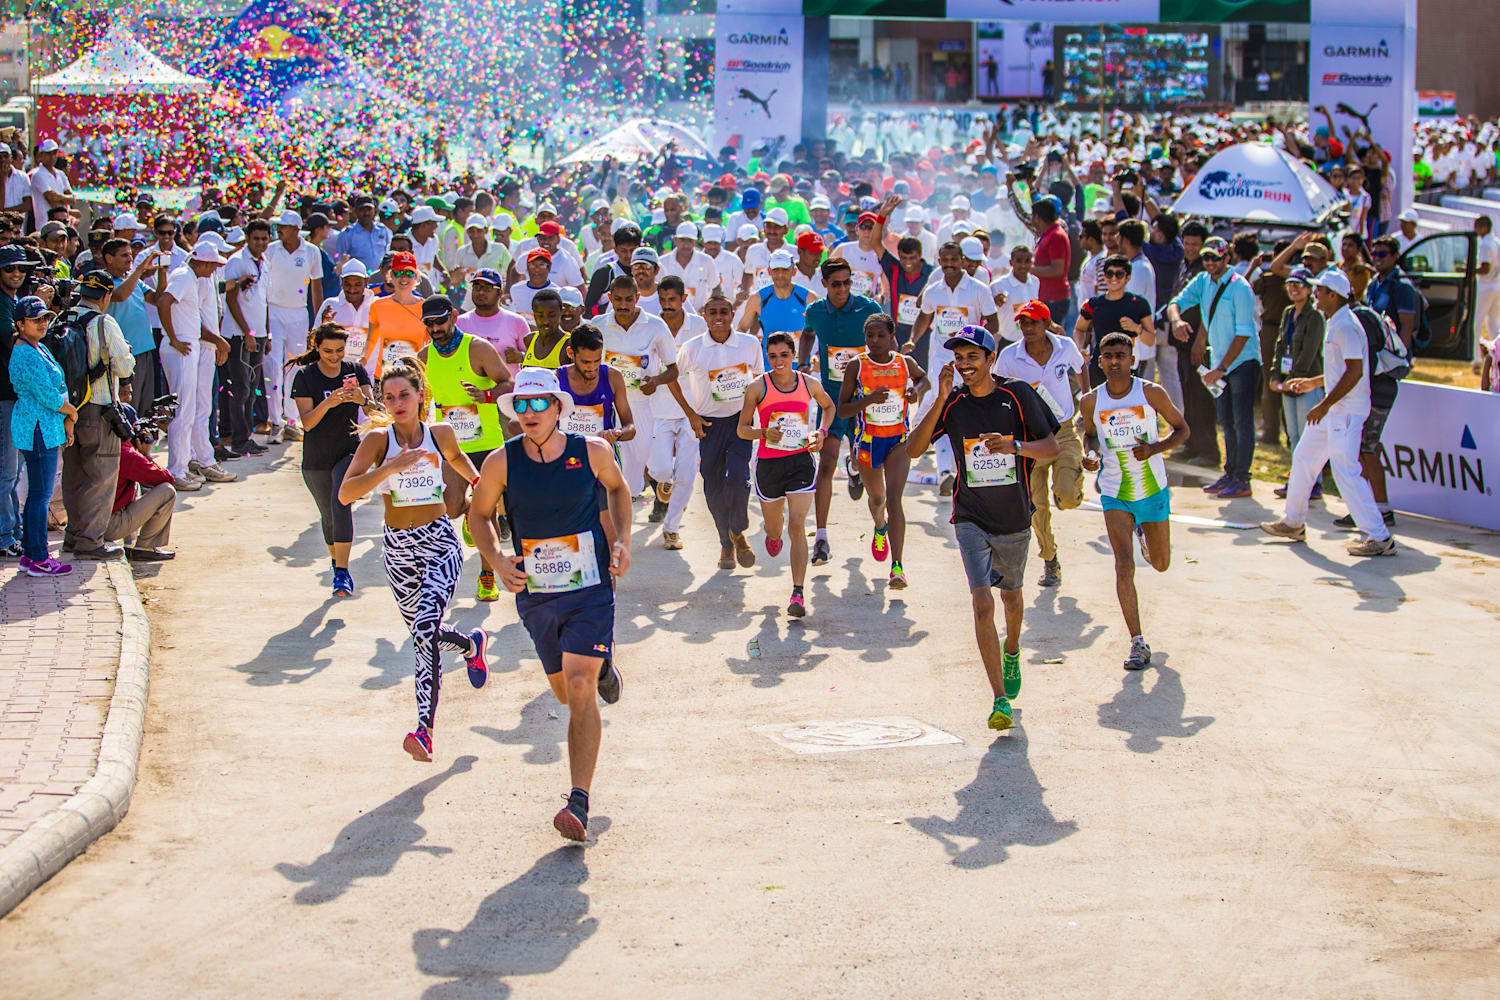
[468,367,633,842]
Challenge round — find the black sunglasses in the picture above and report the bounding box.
[1103,268,1128,278]
[1370,249,1391,259]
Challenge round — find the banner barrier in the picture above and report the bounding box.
[1379,381,1498,531]
[714,15,805,165]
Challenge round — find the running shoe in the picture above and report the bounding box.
[266,425,284,444]
[403,725,433,763]
[242,441,269,456]
[889,562,907,590]
[1002,649,1022,699]
[173,474,203,492]
[938,473,956,497]
[1039,558,1061,587]
[332,567,354,597]
[648,498,668,523]
[732,532,756,568]
[1202,475,1230,493]
[1273,484,1288,499]
[987,697,1014,732]
[1258,520,1306,542]
[663,531,683,550]
[554,800,588,842]
[765,536,784,558]
[811,537,830,565]
[1217,478,1252,498]
[1124,638,1152,671]
[846,453,864,500]
[498,517,511,541]
[461,516,473,547]
[871,525,889,562]
[597,659,622,704]
[25,556,73,577]
[199,463,237,483]
[787,590,807,617]
[476,569,499,602]
[1347,536,1397,557]
[465,628,489,688]
[1335,511,1396,530]
[284,424,304,442]
[2,542,22,558]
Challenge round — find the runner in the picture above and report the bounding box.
[415,293,516,602]
[457,267,529,374]
[739,332,836,616]
[880,235,933,368]
[467,367,632,842]
[738,249,812,340]
[800,257,882,563]
[828,196,897,304]
[290,323,377,596]
[521,289,571,368]
[596,274,680,508]
[906,325,1060,731]
[836,313,928,589]
[558,322,637,550]
[994,300,1088,588]
[365,252,429,377]
[1078,332,1190,670]
[676,290,765,569]
[317,260,374,373]
[336,357,489,763]
[649,276,709,546]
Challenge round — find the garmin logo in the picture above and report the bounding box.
[729,30,790,46]
[1383,445,1487,495]
[1323,42,1389,59]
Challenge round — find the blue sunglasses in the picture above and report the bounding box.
[513,396,554,413]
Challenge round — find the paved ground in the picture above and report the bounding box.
[1,443,1498,998]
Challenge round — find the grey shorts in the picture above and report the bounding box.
[1359,401,1392,455]
[954,521,1031,593]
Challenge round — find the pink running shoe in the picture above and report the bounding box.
[765,536,784,557]
[24,557,72,577]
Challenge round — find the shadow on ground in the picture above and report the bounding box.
[1096,654,1214,753]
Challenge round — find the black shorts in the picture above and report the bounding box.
[754,452,816,502]
[517,585,615,676]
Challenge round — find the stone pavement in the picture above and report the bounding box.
[0,557,149,915]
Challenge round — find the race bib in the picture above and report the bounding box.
[1030,381,1067,420]
[753,267,770,289]
[382,340,413,371]
[1100,406,1152,453]
[963,437,1016,487]
[345,329,369,366]
[828,347,861,382]
[771,412,810,450]
[896,294,920,326]
[438,404,482,443]
[604,351,648,389]
[851,270,876,296]
[389,452,443,507]
[562,404,605,435]
[522,532,601,594]
[709,362,751,402]
[865,394,905,427]
[937,306,968,335]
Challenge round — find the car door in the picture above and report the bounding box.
[1399,231,1476,359]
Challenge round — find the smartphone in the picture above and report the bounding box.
[342,375,358,390]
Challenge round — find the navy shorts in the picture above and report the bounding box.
[517,584,615,675]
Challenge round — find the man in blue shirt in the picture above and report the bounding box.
[103,238,162,410]
[333,195,392,272]
[1166,236,1260,497]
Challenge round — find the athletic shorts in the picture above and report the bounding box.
[954,521,1030,592]
[1101,487,1171,525]
[1359,401,1392,456]
[857,431,907,469]
[827,413,855,446]
[517,585,615,676]
[754,452,816,502]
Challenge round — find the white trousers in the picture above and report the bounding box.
[647,418,699,533]
[160,342,211,477]
[914,389,955,478]
[1476,285,1500,364]
[264,305,309,425]
[1283,411,1390,541]
[617,400,655,495]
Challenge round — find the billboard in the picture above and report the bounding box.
[976,22,1052,100]
[1380,382,1498,531]
[714,16,804,166]
[1307,24,1409,208]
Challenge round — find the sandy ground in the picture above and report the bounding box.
[1,445,1498,999]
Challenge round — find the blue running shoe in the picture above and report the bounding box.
[465,628,488,688]
[332,567,354,597]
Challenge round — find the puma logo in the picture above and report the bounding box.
[738,87,777,119]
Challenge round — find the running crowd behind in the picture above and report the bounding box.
[3,104,1496,842]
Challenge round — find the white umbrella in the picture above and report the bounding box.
[554,118,715,166]
[1171,142,1345,225]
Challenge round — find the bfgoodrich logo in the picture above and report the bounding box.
[729,28,790,46]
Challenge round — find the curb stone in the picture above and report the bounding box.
[0,560,151,917]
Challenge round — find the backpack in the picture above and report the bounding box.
[1352,304,1411,382]
[42,306,107,407]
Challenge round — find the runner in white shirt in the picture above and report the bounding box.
[317,260,376,371]
[596,273,685,498]
[509,249,559,322]
[658,222,718,313]
[645,276,710,546]
[578,199,613,258]
[900,205,938,264]
[701,224,744,300]
[989,245,1040,343]
[741,209,793,294]
[262,210,322,441]
[407,206,446,281]
[791,231,828,299]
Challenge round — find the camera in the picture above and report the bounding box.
[107,394,179,446]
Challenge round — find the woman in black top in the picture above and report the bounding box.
[1074,254,1155,387]
[290,323,377,596]
[1268,268,1326,499]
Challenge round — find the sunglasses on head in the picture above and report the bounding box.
[392,269,416,279]
[513,396,553,413]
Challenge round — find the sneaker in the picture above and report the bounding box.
[553,800,588,842]
[403,726,433,762]
[2,541,23,558]
[465,628,489,688]
[476,569,499,602]
[24,556,72,577]
[811,537,830,566]
[1273,484,1288,499]
[663,531,683,550]
[1383,510,1396,527]
[648,498,668,523]
[283,424,304,442]
[787,590,806,617]
[199,463,237,483]
[1258,519,1306,542]
[1332,512,1357,530]
[267,425,284,444]
[1039,558,1061,587]
[870,525,889,562]
[1347,536,1397,557]
[732,532,755,568]
[188,459,203,475]
[938,473,956,497]
[1002,649,1022,699]
[1202,475,1231,493]
[332,567,354,596]
[1124,637,1152,671]
[846,454,864,500]
[173,474,203,492]
[1217,478,1252,498]
[17,556,31,571]
[987,697,1014,732]
[718,545,735,570]
[214,445,241,462]
[889,562,907,590]
[461,516,474,547]
[242,441,269,456]
[597,659,621,704]
[765,536,783,558]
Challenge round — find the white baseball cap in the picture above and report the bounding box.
[765,207,790,227]
[340,260,369,278]
[611,217,637,235]
[960,236,985,261]
[953,221,974,237]
[465,214,490,230]
[191,243,225,265]
[1313,267,1352,298]
[559,286,584,308]
[737,223,760,241]
[195,233,231,253]
[903,205,926,225]
[492,213,516,231]
[702,224,725,243]
[409,206,439,226]
[537,202,558,216]
[275,210,302,229]
[810,195,831,210]
[768,249,795,269]
[674,221,698,240]
[590,198,611,215]
[111,213,138,231]
[499,367,574,421]
[950,194,971,212]
[378,198,399,214]
[1398,208,1419,223]
[37,139,59,153]
[225,227,245,244]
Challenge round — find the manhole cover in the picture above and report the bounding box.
[753,716,962,755]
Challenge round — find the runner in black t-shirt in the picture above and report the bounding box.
[907,325,1060,733]
[1075,254,1155,387]
[880,237,934,366]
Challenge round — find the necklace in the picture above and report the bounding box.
[526,426,558,460]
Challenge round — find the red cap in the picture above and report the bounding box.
[391,251,418,272]
[751,171,770,183]
[718,174,738,189]
[857,211,880,226]
[538,220,563,236]
[796,231,825,253]
[1015,299,1052,322]
[526,247,552,264]
[916,159,933,172]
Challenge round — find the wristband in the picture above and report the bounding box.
[470,474,481,487]
[875,214,887,224]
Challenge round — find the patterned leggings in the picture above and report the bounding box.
[382,516,471,731]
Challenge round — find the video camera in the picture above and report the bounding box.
[105,394,179,448]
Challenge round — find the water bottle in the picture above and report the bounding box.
[1197,365,1224,398]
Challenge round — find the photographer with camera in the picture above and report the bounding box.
[104,402,177,562]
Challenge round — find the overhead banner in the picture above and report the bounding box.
[949,0,1157,19]
[976,21,1052,99]
[1160,0,1309,20]
[1379,382,1498,531]
[1307,21,1413,216]
[714,16,804,166]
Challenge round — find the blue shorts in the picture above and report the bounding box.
[857,432,907,469]
[517,584,615,675]
[1100,488,1171,524]
[827,413,855,446]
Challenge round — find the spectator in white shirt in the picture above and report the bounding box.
[27,140,72,234]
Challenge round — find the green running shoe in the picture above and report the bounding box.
[988,697,1014,731]
[461,515,474,547]
[1002,648,1022,699]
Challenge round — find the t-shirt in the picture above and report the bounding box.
[676,331,766,416]
[108,278,154,357]
[135,244,188,328]
[1322,305,1371,419]
[994,334,1085,422]
[162,265,202,348]
[931,377,1060,536]
[457,308,529,372]
[659,250,721,311]
[1033,221,1071,301]
[264,238,319,309]
[707,250,744,295]
[920,274,998,373]
[222,249,267,339]
[804,293,883,390]
[596,309,678,420]
[291,361,372,469]
[1081,292,1153,366]
[28,164,71,232]
[988,272,1040,343]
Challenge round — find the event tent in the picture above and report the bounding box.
[555,119,715,166]
[34,21,210,95]
[1170,142,1344,226]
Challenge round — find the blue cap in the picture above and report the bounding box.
[1285,266,1316,286]
[979,164,998,177]
[470,267,504,287]
[196,213,224,234]
[945,324,996,355]
[0,245,36,268]
[741,188,762,208]
[15,296,52,320]
[892,180,910,195]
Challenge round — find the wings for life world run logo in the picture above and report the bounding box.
[725,26,792,75]
[1196,171,1292,204]
[1321,38,1393,88]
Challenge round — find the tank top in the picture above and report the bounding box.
[839,244,883,299]
[855,352,911,438]
[379,423,445,507]
[1092,377,1167,501]
[756,370,814,459]
[522,331,571,369]
[558,363,616,437]
[424,333,504,454]
[757,284,810,335]
[504,433,610,599]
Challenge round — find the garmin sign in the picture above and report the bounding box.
[1321,41,1390,59]
[1379,381,1499,530]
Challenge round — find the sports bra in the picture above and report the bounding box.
[379,422,445,507]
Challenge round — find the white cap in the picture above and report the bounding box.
[378,198,398,214]
[491,213,516,231]
[611,217,637,235]
[765,207,790,227]
[810,195,831,210]
[409,206,439,226]
[702,224,725,243]
[737,223,760,241]
[903,205,926,225]
[499,367,575,421]
[38,139,59,153]
[631,246,660,267]
[340,259,369,278]
[960,236,985,261]
[225,227,245,243]
[768,249,795,269]
[952,221,973,237]
[1313,267,1352,298]
[465,214,489,230]
[195,233,230,253]
[275,210,302,229]
[590,199,611,215]
[950,194,971,212]
[111,213,138,231]
[558,286,584,308]
[674,221,698,240]
[191,243,225,265]
[1398,208,1419,223]
[537,202,558,216]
